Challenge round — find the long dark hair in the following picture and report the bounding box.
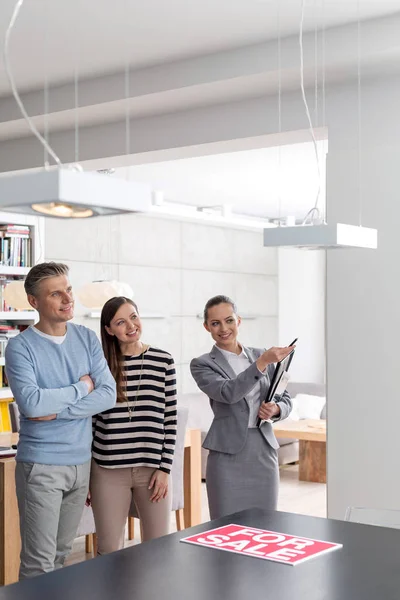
[101,296,139,403]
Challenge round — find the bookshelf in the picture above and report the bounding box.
[0,311,37,323]
[0,212,43,425]
[0,267,31,276]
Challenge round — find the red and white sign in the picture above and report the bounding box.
[181,524,342,566]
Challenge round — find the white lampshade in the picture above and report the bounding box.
[3,280,32,310]
[77,280,134,310]
[263,223,378,250]
[0,169,152,218]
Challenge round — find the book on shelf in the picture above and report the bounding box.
[0,224,30,234]
[0,237,32,268]
[0,447,17,457]
[0,339,7,358]
[0,323,31,362]
[0,224,32,268]
[1,366,9,389]
[0,330,19,339]
[0,223,36,392]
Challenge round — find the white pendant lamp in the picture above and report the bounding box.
[263,223,377,250]
[1,1,152,219]
[0,169,152,219]
[77,281,134,311]
[3,280,32,310]
[263,0,377,250]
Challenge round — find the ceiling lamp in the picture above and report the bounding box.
[263,223,377,250]
[0,169,152,218]
[31,202,94,219]
[3,280,32,310]
[2,2,152,219]
[264,0,377,250]
[77,280,134,311]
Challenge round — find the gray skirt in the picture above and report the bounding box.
[206,428,279,520]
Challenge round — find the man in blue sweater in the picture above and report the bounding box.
[5,262,116,579]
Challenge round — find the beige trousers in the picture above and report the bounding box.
[90,460,172,555]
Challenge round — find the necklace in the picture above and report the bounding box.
[126,345,148,421]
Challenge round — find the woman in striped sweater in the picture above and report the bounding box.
[90,296,177,554]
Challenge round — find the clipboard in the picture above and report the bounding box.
[256,345,296,428]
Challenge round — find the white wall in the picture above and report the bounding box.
[278,249,325,385]
[45,214,279,394]
[326,75,400,519]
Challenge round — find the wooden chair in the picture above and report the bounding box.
[8,402,20,433]
[76,505,97,556]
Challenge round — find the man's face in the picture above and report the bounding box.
[28,275,74,324]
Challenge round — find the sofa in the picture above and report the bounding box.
[179,381,326,479]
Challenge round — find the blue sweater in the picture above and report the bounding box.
[5,323,116,465]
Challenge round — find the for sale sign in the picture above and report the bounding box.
[181,524,342,566]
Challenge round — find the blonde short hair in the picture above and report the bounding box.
[24,262,69,297]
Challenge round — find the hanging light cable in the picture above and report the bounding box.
[3,0,62,167]
[322,0,327,147]
[299,0,322,225]
[125,0,131,159]
[314,0,319,131]
[276,0,283,225]
[356,0,363,227]
[76,0,135,310]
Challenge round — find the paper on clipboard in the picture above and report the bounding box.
[260,371,290,425]
[274,371,290,398]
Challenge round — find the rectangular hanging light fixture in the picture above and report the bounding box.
[0,169,152,218]
[263,223,378,250]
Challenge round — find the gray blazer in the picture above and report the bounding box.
[190,345,292,454]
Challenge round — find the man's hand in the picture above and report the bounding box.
[29,414,57,421]
[29,374,95,419]
[80,375,94,394]
[148,470,169,503]
[258,401,280,422]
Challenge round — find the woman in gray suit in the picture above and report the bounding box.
[190,295,294,520]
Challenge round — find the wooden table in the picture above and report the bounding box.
[1,508,400,600]
[273,419,326,484]
[0,429,202,586]
[0,433,18,587]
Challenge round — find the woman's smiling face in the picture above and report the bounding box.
[204,303,241,349]
[105,301,142,344]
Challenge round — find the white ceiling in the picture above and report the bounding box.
[0,0,399,96]
[116,140,327,221]
[0,0,394,219]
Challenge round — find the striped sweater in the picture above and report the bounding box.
[92,346,177,473]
